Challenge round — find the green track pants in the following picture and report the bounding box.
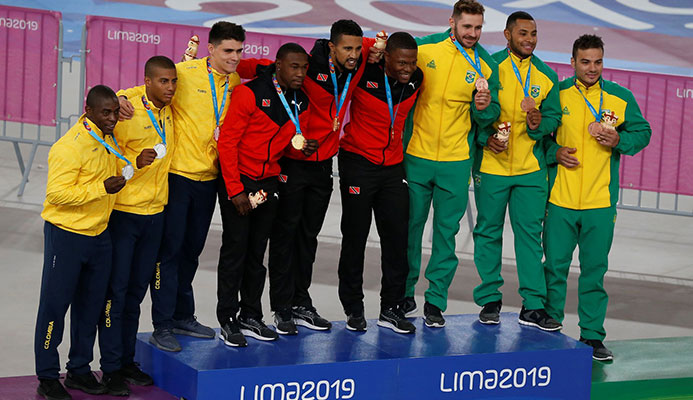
[403,154,471,312]
[543,203,616,341]
[472,169,548,310]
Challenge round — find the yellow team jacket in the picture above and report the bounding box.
[42,116,118,236]
[113,85,175,215]
[170,57,241,181]
[478,50,561,176]
[547,77,651,210]
[405,31,500,162]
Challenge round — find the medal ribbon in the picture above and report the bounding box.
[207,57,229,128]
[141,95,166,145]
[450,33,485,79]
[574,79,603,122]
[83,119,131,165]
[272,74,302,135]
[383,71,404,136]
[328,55,352,120]
[508,49,532,98]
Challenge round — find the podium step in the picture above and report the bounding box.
[135,313,592,399]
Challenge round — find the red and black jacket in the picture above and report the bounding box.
[283,37,375,162]
[218,66,310,197]
[341,62,423,166]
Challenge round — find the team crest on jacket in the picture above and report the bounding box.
[465,70,476,84]
[366,81,379,89]
[278,174,288,183]
[531,85,541,98]
[317,73,328,82]
[262,99,271,107]
[348,186,360,195]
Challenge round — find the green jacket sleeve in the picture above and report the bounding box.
[613,91,651,156]
[542,133,562,166]
[527,69,561,141]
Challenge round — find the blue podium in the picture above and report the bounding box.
[135,313,592,400]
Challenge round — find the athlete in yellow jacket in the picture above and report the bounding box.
[35,86,125,400]
[97,56,177,394]
[403,0,500,328]
[118,22,246,352]
[544,35,651,361]
[472,12,562,332]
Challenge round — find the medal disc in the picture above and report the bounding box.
[332,117,340,132]
[122,164,135,181]
[521,97,536,112]
[154,143,167,159]
[214,126,220,141]
[291,134,305,150]
[588,121,602,137]
[475,78,488,91]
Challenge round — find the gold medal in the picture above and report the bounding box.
[521,97,536,112]
[332,117,340,132]
[291,134,305,150]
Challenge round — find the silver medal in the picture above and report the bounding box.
[122,164,135,181]
[154,143,167,159]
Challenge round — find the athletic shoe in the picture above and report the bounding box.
[37,379,71,400]
[238,316,278,341]
[423,302,445,328]
[172,316,216,338]
[292,306,332,330]
[149,328,181,352]
[274,309,298,335]
[120,362,153,386]
[100,370,130,396]
[518,307,562,331]
[64,372,107,395]
[346,313,367,332]
[401,297,418,316]
[479,300,502,324]
[377,306,416,334]
[580,337,614,361]
[220,318,248,347]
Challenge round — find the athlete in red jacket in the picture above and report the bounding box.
[216,43,312,346]
[267,20,379,334]
[337,32,423,333]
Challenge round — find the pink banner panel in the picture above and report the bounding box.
[547,62,693,196]
[84,15,316,96]
[0,5,60,127]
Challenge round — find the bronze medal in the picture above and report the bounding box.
[475,77,488,91]
[588,121,602,137]
[332,117,340,132]
[521,97,536,112]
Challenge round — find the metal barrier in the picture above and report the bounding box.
[0,5,62,196]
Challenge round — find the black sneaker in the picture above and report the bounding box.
[220,318,248,347]
[64,371,107,395]
[101,370,130,396]
[149,328,182,352]
[37,379,72,400]
[346,313,367,332]
[479,300,502,324]
[401,297,418,316]
[377,306,416,334]
[518,307,562,332]
[238,316,279,341]
[274,309,298,335]
[580,337,614,361]
[120,362,153,386]
[423,302,445,328]
[292,306,332,330]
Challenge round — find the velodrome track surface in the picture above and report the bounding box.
[0,0,692,379]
